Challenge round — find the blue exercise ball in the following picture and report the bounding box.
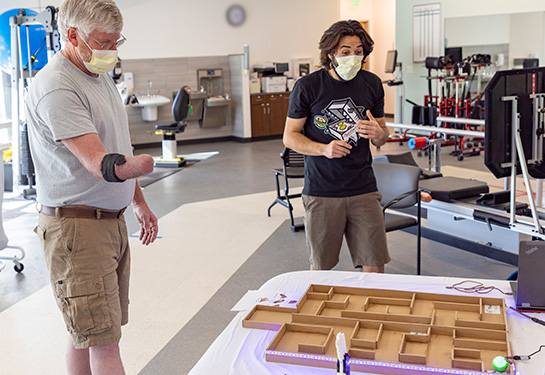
[0,8,48,74]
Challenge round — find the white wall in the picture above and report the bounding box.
[119,0,340,67]
[340,0,396,115]
[1,0,340,71]
[445,14,510,47]
[396,0,545,123]
[509,12,545,66]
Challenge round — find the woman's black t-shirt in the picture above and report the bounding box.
[288,68,385,197]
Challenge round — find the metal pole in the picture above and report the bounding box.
[26,25,33,83]
[10,17,21,193]
[417,193,421,275]
[503,96,542,232]
[436,116,485,126]
[385,122,484,138]
[515,128,542,232]
[430,140,442,173]
[394,62,403,124]
[537,179,543,207]
[509,99,517,226]
[532,94,544,207]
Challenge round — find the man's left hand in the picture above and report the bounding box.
[355,110,384,144]
[133,203,158,245]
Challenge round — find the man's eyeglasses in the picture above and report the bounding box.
[74,28,126,50]
[88,34,126,50]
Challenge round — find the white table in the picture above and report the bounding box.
[189,271,545,375]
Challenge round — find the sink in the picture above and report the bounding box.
[201,96,231,128]
[133,95,171,121]
[190,91,208,100]
[134,95,170,107]
[204,96,231,107]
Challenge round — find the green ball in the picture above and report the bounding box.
[492,356,509,372]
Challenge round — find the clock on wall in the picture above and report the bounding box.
[226,4,246,26]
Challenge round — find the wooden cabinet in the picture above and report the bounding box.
[251,93,290,137]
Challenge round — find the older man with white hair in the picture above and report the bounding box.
[25,0,157,374]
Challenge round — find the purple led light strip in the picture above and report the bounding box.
[265,350,519,375]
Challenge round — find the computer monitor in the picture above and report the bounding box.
[385,50,397,74]
[445,47,462,64]
[484,67,545,178]
[523,58,539,68]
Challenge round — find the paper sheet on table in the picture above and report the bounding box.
[231,290,304,311]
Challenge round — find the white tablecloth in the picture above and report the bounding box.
[189,271,545,375]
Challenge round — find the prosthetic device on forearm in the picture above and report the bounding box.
[100,153,154,182]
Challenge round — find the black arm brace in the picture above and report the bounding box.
[101,153,127,182]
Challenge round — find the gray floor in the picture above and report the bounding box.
[0,137,517,375]
[0,139,292,311]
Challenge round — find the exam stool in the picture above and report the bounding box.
[154,86,191,168]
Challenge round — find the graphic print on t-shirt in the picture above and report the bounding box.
[313,97,367,145]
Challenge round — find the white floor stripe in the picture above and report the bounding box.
[0,190,293,375]
[178,151,219,160]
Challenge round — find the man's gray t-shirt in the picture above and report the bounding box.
[25,52,135,210]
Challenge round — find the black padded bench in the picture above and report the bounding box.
[419,176,489,202]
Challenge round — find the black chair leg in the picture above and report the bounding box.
[283,175,304,232]
[286,198,303,232]
[283,176,296,231]
[267,172,282,216]
[268,169,304,232]
[416,195,422,275]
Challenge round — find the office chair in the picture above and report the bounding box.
[267,148,305,232]
[373,162,423,274]
[374,151,442,179]
[154,86,191,168]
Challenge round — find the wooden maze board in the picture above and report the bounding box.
[242,284,512,375]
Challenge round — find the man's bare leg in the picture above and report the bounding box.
[66,336,91,375]
[89,341,125,375]
[362,265,384,273]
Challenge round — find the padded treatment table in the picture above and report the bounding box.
[189,271,545,375]
[418,176,541,255]
[422,191,543,258]
[419,176,489,202]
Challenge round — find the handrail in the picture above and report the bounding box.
[436,116,485,126]
[386,122,484,138]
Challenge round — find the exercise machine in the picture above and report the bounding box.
[9,6,59,194]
